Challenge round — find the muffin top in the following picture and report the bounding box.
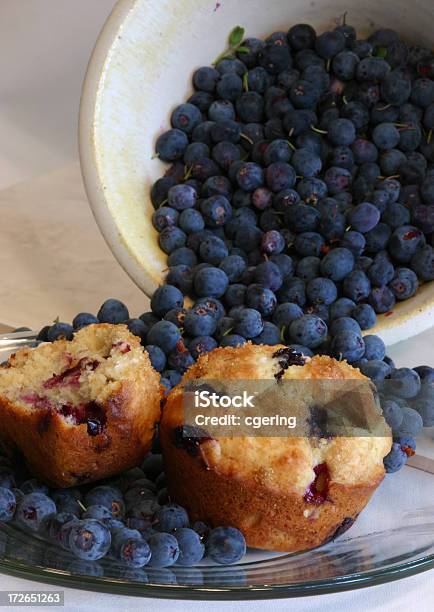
[163,344,392,496]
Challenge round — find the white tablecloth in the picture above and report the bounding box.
[1,2,434,610]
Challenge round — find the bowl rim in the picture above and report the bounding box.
[79,0,158,298]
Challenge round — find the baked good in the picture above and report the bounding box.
[160,344,392,553]
[0,324,161,487]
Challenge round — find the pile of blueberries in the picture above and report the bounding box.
[0,451,245,569]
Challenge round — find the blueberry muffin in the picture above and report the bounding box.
[160,344,391,553]
[0,324,161,487]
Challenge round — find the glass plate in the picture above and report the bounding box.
[1,332,434,600]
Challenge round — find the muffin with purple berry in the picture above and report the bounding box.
[161,343,391,553]
[0,324,161,487]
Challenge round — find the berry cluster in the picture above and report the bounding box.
[0,451,246,568]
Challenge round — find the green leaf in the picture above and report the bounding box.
[236,46,250,54]
[376,47,388,59]
[229,26,245,46]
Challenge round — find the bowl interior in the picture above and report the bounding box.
[79,0,434,345]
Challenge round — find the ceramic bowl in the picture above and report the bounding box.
[79,0,434,345]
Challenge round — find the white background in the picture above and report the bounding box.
[0,1,433,610]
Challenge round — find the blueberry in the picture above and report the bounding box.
[383,443,407,473]
[144,345,166,372]
[246,285,276,316]
[194,267,229,298]
[216,72,243,100]
[263,139,293,165]
[348,202,380,233]
[193,66,220,93]
[178,209,205,234]
[124,318,148,342]
[268,254,293,279]
[351,304,376,329]
[69,519,111,561]
[342,270,371,302]
[236,162,264,191]
[236,37,265,67]
[199,235,229,265]
[119,537,152,568]
[211,120,241,143]
[200,196,232,227]
[329,298,356,320]
[156,129,188,161]
[167,184,197,211]
[0,487,16,522]
[363,335,386,361]
[158,226,187,254]
[340,102,368,131]
[306,277,337,305]
[72,313,99,330]
[258,37,292,74]
[171,103,202,134]
[388,368,421,400]
[277,277,306,306]
[84,486,125,519]
[293,232,324,257]
[359,359,391,382]
[233,308,263,339]
[331,330,365,362]
[296,177,328,204]
[97,299,129,324]
[147,532,180,568]
[381,399,404,431]
[296,256,321,282]
[372,123,400,150]
[352,138,378,164]
[151,177,177,208]
[330,317,362,336]
[289,314,327,348]
[332,50,359,80]
[193,297,225,320]
[220,334,246,348]
[189,336,218,359]
[351,39,373,58]
[320,248,355,281]
[147,321,181,354]
[414,365,434,385]
[327,118,356,146]
[47,322,74,342]
[16,492,56,532]
[184,309,217,337]
[286,149,321,186]
[356,57,390,82]
[369,286,396,314]
[414,398,434,427]
[289,79,320,109]
[82,505,112,522]
[253,261,283,292]
[397,406,424,436]
[168,247,198,268]
[364,223,392,254]
[368,255,395,286]
[173,527,205,566]
[251,321,281,345]
[36,325,50,342]
[207,526,246,565]
[315,30,346,59]
[288,24,316,51]
[389,267,419,300]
